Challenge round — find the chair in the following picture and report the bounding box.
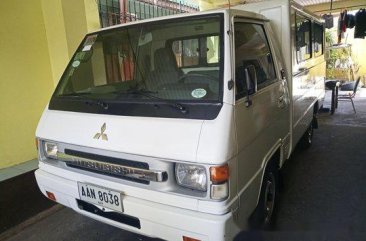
[337,77,361,113]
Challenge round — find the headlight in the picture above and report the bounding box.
[175,163,207,191]
[44,142,58,159]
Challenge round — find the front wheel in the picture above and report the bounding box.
[250,162,279,229]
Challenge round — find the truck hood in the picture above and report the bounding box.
[36,104,236,164]
[36,108,204,162]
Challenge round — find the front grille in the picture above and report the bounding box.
[65,149,149,169]
[64,149,150,184]
[77,199,141,229]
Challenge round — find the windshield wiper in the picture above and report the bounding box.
[58,93,109,110]
[58,92,90,97]
[85,99,109,110]
[115,89,188,114]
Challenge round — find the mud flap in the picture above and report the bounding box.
[312,115,318,129]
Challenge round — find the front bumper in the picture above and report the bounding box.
[35,168,238,241]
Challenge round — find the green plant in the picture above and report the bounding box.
[325,31,334,47]
[325,30,356,80]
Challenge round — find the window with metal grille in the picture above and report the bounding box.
[97,0,199,27]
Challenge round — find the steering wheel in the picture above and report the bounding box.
[177,73,218,84]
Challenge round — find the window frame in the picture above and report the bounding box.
[233,18,278,100]
[295,12,313,63]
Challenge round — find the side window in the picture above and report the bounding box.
[172,35,220,68]
[296,13,312,62]
[207,36,219,64]
[313,22,324,57]
[234,22,276,100]
[172,39,199,67]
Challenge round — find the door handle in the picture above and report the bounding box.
[297,67,309,76]
[278,95,285,108]
[280,69,286,80]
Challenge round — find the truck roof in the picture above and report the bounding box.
[88,7,268,35]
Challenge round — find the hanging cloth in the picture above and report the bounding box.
[355,9,366,39]
[337,10,347,43]
[341,10,347,32]
[323,14,334,28]
[322,0,334,29]
[346,14,355,29]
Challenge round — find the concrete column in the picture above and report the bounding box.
[41,0,100,86]
[198,0,243,10]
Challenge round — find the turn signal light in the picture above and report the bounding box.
[183,236,201,241]
[210,164,229,183]
[46,191,57,202]
[35,138,39,150]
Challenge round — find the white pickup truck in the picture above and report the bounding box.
[35,0,325,240]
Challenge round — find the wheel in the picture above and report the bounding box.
[300,121,314,149]
[250,162,279,230]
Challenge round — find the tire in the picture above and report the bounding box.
[300,121,314,149]
[250,162,279,230]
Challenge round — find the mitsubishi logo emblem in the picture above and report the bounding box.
[93,123,108,141]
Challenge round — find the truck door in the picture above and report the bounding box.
[233,18,290,216]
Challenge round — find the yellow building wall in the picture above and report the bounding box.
[199,0,243,10]
[84,0,101,33]
[0,0,100,169]
[0,0,54,169]
[352,38,366,81]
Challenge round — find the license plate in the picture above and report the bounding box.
[77,183,123,212]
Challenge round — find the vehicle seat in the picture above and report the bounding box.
[241,59,267,86]
[146,47,182,90]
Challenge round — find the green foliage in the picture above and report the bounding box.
[325,31,334,47]
[325,30,353,79]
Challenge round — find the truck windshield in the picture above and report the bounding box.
[50,14,224,120]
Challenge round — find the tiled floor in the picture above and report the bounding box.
[0,159,38,182]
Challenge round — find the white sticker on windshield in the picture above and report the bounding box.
[82,34,97,51]
[191,88,207,98]
[72,60,80,68]
[84,34,97,46]
[82,45,92,52]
